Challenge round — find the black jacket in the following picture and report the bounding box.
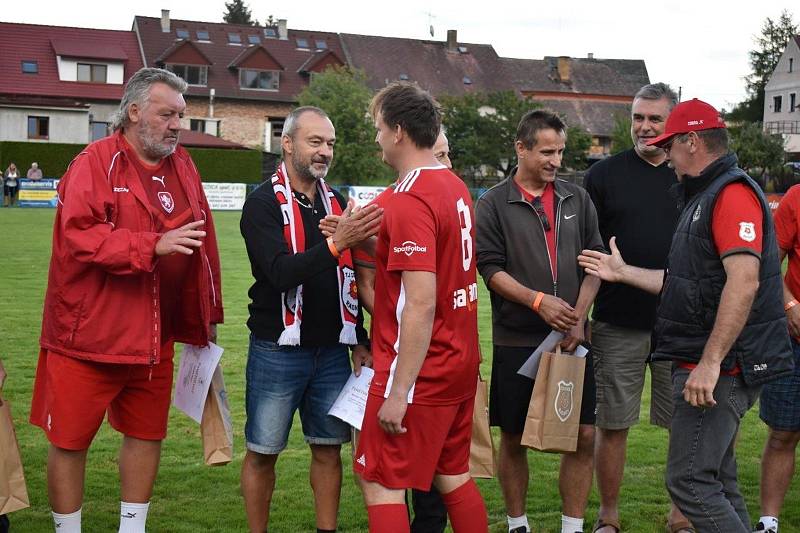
[476,173,604,346]
[652,153,793,385]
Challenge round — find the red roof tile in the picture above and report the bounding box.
[50,38,129,61]
[156,40,212,65]
[135,16,347,103]
[0,22,144,102]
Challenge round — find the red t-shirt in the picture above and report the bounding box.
[516,181,557,277]
[680,181,764,375]
[369,165,480,405]
[352,185,394,267]
[129,154,195,342]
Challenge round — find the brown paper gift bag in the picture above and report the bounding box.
[520,345,585,453]
[469,376,496,478]
[201,365,233,466]
[0,394,30,514]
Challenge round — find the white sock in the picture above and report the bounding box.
[52,508,81,533]
[758,516,779,531]
[507,514,530,532]
[118,501,150,533]
[561,514,584,533]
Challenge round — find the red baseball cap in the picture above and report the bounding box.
[646,98,726,147]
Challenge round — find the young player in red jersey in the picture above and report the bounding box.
[353,83,488,533]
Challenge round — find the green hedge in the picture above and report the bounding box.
[0,141,83,178]
[185,147,262,183]
[0,141,262,183]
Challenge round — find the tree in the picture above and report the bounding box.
[610,113,634,154]
[564,125,591,171]
[729,122,785,184]
[440,91,538,187]
[296,67,395,185]
[223,0,254,25]
[728,10,797,123]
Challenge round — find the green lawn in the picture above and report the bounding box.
[1,208,797,532]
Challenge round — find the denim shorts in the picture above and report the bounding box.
[760,338,800,431]
[245,335,352,454]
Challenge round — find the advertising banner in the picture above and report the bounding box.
[18,179,59,208]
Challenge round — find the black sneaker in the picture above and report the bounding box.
[509,527,530,533]
[753,522,778,533]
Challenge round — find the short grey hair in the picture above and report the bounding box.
[281,106,330,140]
[112,68,188,131]
[634,82,679,110]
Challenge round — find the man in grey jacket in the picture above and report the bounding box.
[476,109,603,533]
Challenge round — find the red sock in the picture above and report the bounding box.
[441,479,488,533]
[367,503,410,533]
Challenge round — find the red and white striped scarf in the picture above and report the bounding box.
[271,162,358,345]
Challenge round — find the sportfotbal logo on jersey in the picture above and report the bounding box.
[393,241,427,256]
[158,191,175,214]
[341,266,358,317]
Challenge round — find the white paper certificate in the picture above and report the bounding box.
[328,367,375,430]
[516,330,589,379]
[173,342,224,423]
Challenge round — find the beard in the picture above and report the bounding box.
[292,150,331,181]
[138,121,179,160]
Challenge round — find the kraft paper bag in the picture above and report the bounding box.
[0,394,30,514]
[469,377,496,478]
[201,365,233,466]
[521,345,585,453]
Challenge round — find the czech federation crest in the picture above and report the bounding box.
[738,222,756,243]
[555,380,574,422]
[341,266,358,317]
[157,191,174,214]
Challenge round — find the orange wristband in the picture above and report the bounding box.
[326,236,340,259]
[532,291,545,312]
[785,299,798,312]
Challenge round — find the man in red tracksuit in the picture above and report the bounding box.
[30,67,223,533]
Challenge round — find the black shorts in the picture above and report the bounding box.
[489,344,596,433]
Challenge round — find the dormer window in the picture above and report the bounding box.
[463,76,472,85]
[168,64,208,86]
[248,35,261,44]
[240,69,279,91]
[176,28,190,40]
[315,40,327,50]
[196,30,210,42]
[264,27,277,38]
[228,33,242,45]
[296,38,309,49]
[77,63,107,83]
[21,60,38,74]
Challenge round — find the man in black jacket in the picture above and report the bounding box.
[476,110,604,533]
[579,99,793,533]
[239,106,380,533]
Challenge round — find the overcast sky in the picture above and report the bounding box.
[3,0,796,111]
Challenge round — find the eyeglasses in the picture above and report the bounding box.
[531,196,551,231]
[662,132,692,152]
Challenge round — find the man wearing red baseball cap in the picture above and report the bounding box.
[578,98,793,532]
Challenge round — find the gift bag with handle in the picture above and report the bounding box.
[521,345,585,453]
[201,365,233,466]
[0,392,30,514]
[469,376,496,478]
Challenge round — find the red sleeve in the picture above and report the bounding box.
[59,151,160,275]
[711,182,763,258]
[774,185,800,252]
[385,192,436,273]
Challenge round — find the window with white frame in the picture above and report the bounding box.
[774,95,783,113]
[77,63,108,83]
[240,69,279,90]
[168,64,208,86]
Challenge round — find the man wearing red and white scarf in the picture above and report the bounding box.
[240,106,382,533]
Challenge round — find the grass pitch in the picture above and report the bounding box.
[0,208,796,532]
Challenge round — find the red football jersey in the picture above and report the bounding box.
[369,165,480,405]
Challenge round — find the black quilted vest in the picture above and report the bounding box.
[651,154,793,386]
